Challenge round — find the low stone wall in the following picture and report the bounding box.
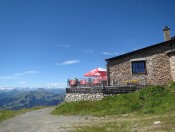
[65,86,140,102]
[65,93,104,102]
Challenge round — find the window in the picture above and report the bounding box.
[132,61,146,74]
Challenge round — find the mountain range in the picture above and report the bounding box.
[0,88,65,110]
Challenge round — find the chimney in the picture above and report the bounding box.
[163,26,171,41]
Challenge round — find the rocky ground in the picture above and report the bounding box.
[0,107,98,132]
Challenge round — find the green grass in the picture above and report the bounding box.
[52,92,141,116]
[0,106,45,121]
[53,83,175,131]
[75,112,175,132]
[53,84,175,116]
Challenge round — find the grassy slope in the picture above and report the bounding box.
[53,84,175,116]
[75,112,175,132]
[53,82,175,131]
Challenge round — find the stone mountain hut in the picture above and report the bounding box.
[106,26,175,86]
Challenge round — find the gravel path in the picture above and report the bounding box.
[0,107,93,132]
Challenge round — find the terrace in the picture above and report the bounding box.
[66,77,145,94]
[66,67,146,95]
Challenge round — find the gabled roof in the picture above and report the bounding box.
[106,39,175,62]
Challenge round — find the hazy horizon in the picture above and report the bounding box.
[0,0,175,88]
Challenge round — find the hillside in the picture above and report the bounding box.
[0,88,65,110]
[53,83,175,116]
[52,82,175,131]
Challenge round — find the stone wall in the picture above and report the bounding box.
[169,53,175,81]
[65,93,104,102]
[107,40,175,85]
[170,56,175,81]
[65,86,138,102]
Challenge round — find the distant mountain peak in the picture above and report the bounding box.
[37,88,46,92]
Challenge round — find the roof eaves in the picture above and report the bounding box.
[105,40,173,62]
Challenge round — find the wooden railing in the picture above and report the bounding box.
[66,87,102,94]
[103,86,137,94]
[66,85,144,94]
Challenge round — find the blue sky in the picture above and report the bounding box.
[0,0,175,88]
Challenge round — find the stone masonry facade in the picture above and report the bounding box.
[106,39,175,86]
[65,93,104,102]
[168,51,175,81]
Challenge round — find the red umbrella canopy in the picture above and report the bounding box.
[84,67,106,77]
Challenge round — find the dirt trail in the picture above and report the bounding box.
[0,107,93,132]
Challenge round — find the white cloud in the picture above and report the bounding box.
[23,71,39,74]
[101,51,124,56]
[13,73,24,76]
[17,81,26,84]
[56,60,80,65]
[13,71,39,76]
[17,81,28,87]
[114,51,125,55]
[114,52,121,55]
[85,49,93,54]
[0,76,17,80]
[56,44,70,48]
[46,82,66,88]
[101,52,112,55]
[0,70,39,80]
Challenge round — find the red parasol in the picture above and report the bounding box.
[84,67,107,77]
